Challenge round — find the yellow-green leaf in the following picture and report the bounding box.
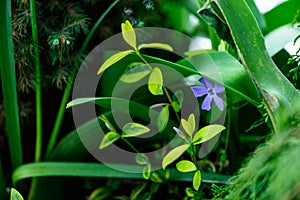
[120,63,151,83]
[135,153,149,165]
[148,67,163,95]
[142,164,151,180]
[122,122,150,137]
[97,50,134,74]
[162,144,190,169]
[121,20,136,49]
[172,90,183,112]
[181,114,195,138]
[176,160,197,172]
[10,188,24,200]
[157,105,169,133]
[193,125,225,145]
[99,131,120,149]
[193,170,201,191]
[138,43,173,52]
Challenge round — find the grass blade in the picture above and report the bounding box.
[0,0,23,169]
[12,162,231,185]
[30,0,42,162]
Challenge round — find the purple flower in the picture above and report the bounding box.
[191,77,225,111]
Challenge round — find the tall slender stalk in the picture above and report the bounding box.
[0,0,23,169]
[46,0,120,157]
[30,0,42,162]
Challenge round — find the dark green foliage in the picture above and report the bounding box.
[225,127,300,200]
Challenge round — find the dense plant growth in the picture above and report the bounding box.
[0,0,300,199]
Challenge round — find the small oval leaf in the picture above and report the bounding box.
[97,50,134,74]
[172,90,184,112]
[176,160,197,172]
[99,131,120,149]
[122,122,150,137]
[157,105,169,133]
[148,67,163,95]
[193,170,201,191]
[135,153,149,165]
[181,114,195,138]
[138,43,173,51]
[120,63,151,83]
[10,188,24,200]
[193,125,225,145]
[142,164,151,180]
[121,20,136,49]
[162,144,190,169]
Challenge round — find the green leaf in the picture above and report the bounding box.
[162,144,190,169]
[172,90,183,112]
[181,114,195,138]
[12,162,231,185]
[135,153,149,165]
[193,125,225,145]
[142,164,151,180]
[99,131,120,149]
[121,20,137,49]
[148,67,163,95]
[99,115,115,131]
[213,0,300,133]
[193,170,201,191]
[157,105,169,133]
[122,123,150,137]
[120,63,151,83]
[88,187,111,200]
[138,43,173,51]
[265,24,300,57]
[10,188,24,200]
[176,160,197,172]
[97,50,134,74]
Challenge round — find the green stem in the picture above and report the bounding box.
[0,0,23,169]
[30,0,42,162]
[46,0,120,157]
[137,52,181,123]
[121,137,140,153]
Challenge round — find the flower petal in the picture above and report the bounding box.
[191,86,207,97]
[214,83,225,93]
[201,95,212,111]
[213,95,224,111]
[199,77,212,89]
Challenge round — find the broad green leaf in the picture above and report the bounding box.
[97,50,134,74]
[135,153,149,165]
[176,160,197,172]
[162,144,190,169]
[181,114,195,138]
[265,24,300,57]
[10,188,24,200]
[121,20,136,49]
[120,63,151,83]
[193,125,225,145]
[99,131,120,149]
[157,105,169,133]
[138,43,173,52]
[193,170,201,191]
[264,0,300,34]
[142,164,151,180]
[12,162,231,185]
[213,0,300,133]
[122,122,150,137]
[148,67,163,95]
